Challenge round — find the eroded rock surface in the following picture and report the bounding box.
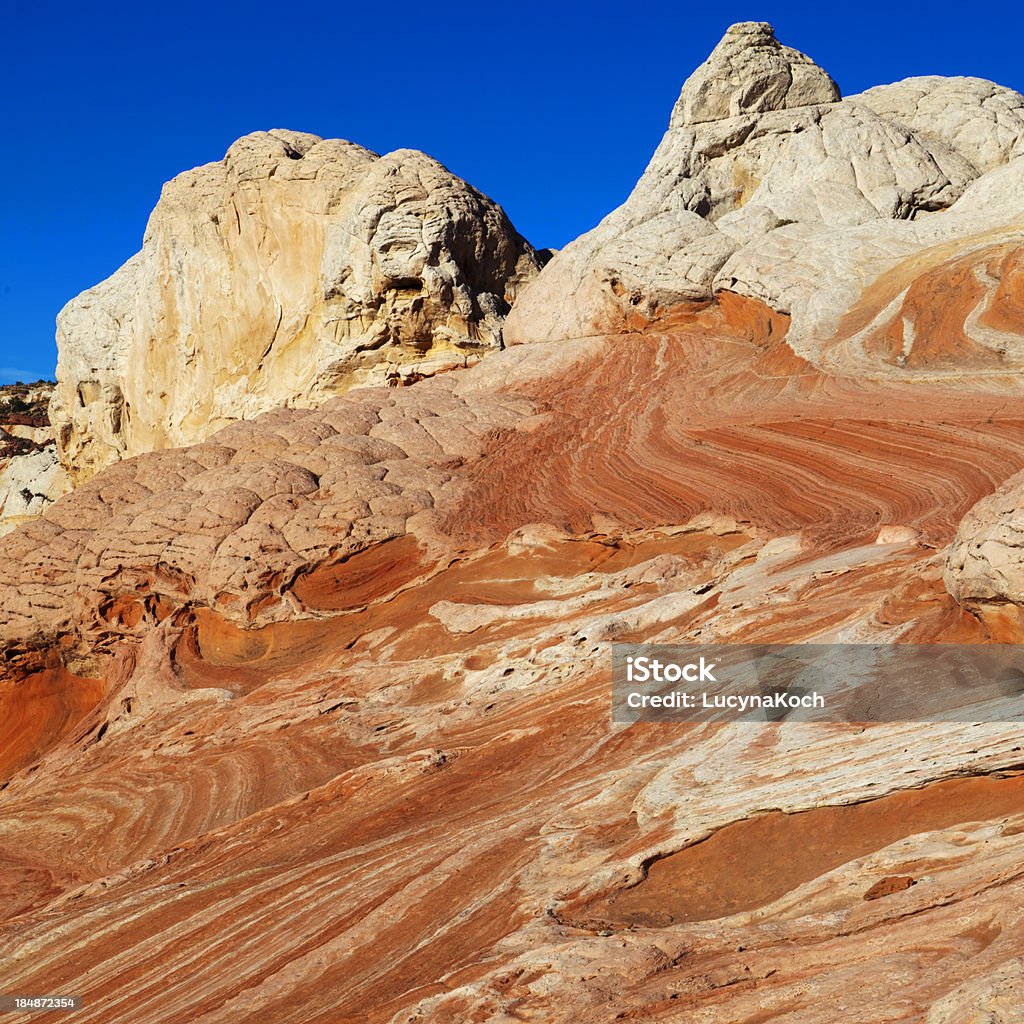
[5,21,1024,1024]
[51,131,542,482]
[5,285,1024,1020]
[505,22,1024,350]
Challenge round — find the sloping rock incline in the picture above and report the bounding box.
[505,22,1024,353]
[51,130,542,483]
[5,285,1024,1021]
[0,372,536,669]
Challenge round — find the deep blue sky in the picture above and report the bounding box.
[2,1,1021,383]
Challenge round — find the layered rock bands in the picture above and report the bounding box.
[3,21,1024,1024]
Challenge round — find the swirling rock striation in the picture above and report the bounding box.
[4,280,1024,1019]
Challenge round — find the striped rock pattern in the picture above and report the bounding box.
[3,282,1024,1020]
[4,22,1024,1024]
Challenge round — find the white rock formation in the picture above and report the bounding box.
[52,130,542,482]
[945,469,1024,608]
[851,76,1024,173]
[673,19,840,124]
[0,445,70,535]
[505,22,1024,347]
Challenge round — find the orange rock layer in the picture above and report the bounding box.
[3,275,1024,1022]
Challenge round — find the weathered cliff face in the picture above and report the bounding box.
[0,382,71,535]
[5,21,1024,1024]
[505,22,1024,350]
[51,130,542,483]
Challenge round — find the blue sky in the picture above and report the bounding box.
[2,1,1021,384]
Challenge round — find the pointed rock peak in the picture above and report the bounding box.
[674,21,840,126]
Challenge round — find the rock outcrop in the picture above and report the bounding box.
[0,382,71,535]
[505,22,1024,349]
[51,130,542,482]
[945,469,1024,608]
[673,20,840,123]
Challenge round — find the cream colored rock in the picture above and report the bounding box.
[0,442,71,536]
[0,383,71,534]
[944,469,1024,608]
[5,423,52,443]
[732,102,974,227]
[506,23,1022,347]
[675,20,838,124]
[51,130,542,482]
[851,76,1024,173]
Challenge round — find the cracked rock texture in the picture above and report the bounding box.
[852,75,1024,173]
[505,21,1024,348]
[51,130,542,483]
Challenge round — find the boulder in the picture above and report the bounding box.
[51,130,542,482]
[945,469,1024,608]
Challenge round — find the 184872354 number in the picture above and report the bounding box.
[0,996,82,1012]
